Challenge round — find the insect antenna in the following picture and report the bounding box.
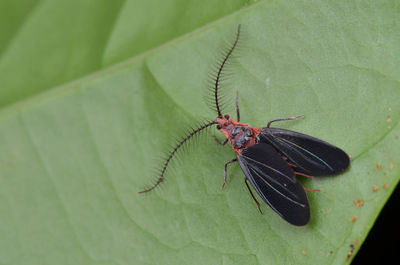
[212,24,241,118]
[139,120,217,193]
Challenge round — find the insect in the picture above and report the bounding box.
[139,25,350,226]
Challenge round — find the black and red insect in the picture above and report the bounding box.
[139,25,350,226]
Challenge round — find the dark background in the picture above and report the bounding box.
[352,182,399,264]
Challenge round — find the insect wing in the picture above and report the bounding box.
[237,143,310,226]
[258,128,350,176]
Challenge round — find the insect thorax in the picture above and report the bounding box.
[231,126,253,149]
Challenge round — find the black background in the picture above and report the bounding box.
[352,182,399,264]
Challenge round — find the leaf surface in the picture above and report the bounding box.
[0,1,399,264]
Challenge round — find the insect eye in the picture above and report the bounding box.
[224,114,230,119]
[216,125,222,130]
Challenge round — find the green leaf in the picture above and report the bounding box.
[0,1,399,264]
[0,0,249,107]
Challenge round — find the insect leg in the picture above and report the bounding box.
[222,158,237,189]
[236,91,240,122]
[267,115,305,128]
[294,171,313,178]
[281,157,298,168]
[213,136,228,145]
[244,177,263,214]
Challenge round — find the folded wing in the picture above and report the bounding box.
[237,143,310,226]
[258,128,350,176]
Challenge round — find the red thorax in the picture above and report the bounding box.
[216,115,261,155]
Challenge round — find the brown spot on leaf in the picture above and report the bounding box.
[353,199,364,207]
[346,244,355,262]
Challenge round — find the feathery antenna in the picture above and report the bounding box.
[214,24,241,118]
[139,120,217,193]
[139,25,241,193]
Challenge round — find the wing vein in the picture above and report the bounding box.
[276,137,334,171]
[241,154,295,182]
[248,163,306,208]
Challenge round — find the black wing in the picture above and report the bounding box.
[237,143,310,226]
[258,127,350,176]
